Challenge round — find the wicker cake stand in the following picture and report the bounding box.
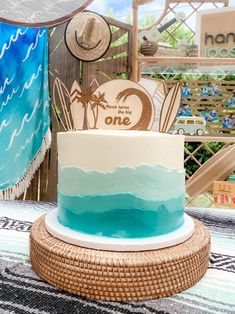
[30,216,211,302]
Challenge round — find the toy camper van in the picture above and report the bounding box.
[172,116,207,135]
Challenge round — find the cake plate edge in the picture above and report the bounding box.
[45,208,195,251]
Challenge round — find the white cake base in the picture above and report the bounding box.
[45,209,195,251]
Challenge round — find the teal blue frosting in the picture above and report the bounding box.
[57,164,185,239]
[58,191,184,238]
[58,164,185,201]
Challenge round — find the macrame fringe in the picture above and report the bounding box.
[0,130,51,200]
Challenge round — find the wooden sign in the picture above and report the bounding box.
[197,8,235,58]
[213,181,235,209]
[70,79,155,131]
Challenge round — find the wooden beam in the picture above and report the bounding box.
[131,0,139,81]
[104,16,132,30]
[168,0,228,3]
[138,56,235,65]
[138,0,154,5]
[104,43,128,58]
[186,136,235,142]
[112,28,128,42]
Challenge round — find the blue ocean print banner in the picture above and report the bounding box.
[0,23,50,199]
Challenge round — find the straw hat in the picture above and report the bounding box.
[65,11,111,62]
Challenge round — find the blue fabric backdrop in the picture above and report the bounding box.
[0,23,50,199]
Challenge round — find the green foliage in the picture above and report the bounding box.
[139,15,156,28]
[161,21,193,49]
[109,11,192,50]
[185,142,226,177]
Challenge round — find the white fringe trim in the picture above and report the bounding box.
[0,129,51,200]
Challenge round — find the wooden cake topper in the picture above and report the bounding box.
[70,79,155,131]
[52,77,182,133]
[159,82,182,133]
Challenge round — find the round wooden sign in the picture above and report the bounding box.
[0,0,93,26]
[86,79,155,131]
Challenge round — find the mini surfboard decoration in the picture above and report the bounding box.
[186,144,235,197]
[52,77,74,131]
[139,78,168,131]
[159,82,181,133]
[69,79,155,131]
[162,80,169,95]
[70,81,84,130]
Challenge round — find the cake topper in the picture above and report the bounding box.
[159,82,182,133]
[69,79,155,130]
[52,77,183,133]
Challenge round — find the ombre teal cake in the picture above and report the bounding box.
[57,130,185,239]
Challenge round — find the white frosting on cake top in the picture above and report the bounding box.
[57,130,184,172]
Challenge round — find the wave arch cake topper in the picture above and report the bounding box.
[70,79,155,131]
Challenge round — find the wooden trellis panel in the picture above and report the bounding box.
[184,139,235,207]
[159,0,228,47]
[165,78,235,135]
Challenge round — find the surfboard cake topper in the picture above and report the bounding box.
[52,77,183,133]
[159,82,182,133]
[69,79,155,131]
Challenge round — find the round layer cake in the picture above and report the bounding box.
[56,130,186,239]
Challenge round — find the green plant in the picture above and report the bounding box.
[161,21,192,49]
[184,142,226,177]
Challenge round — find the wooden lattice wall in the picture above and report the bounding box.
[165,78,235,135]
[185,139,235,207]
[160,0,228,46]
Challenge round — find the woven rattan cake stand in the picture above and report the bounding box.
[30,216,211,302]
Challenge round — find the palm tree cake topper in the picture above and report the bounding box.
[52,78,182,133]
[53,79,154,130]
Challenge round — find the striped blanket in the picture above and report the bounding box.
[0,201,234,314]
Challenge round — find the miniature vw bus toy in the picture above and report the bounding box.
[172,116,207,136]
